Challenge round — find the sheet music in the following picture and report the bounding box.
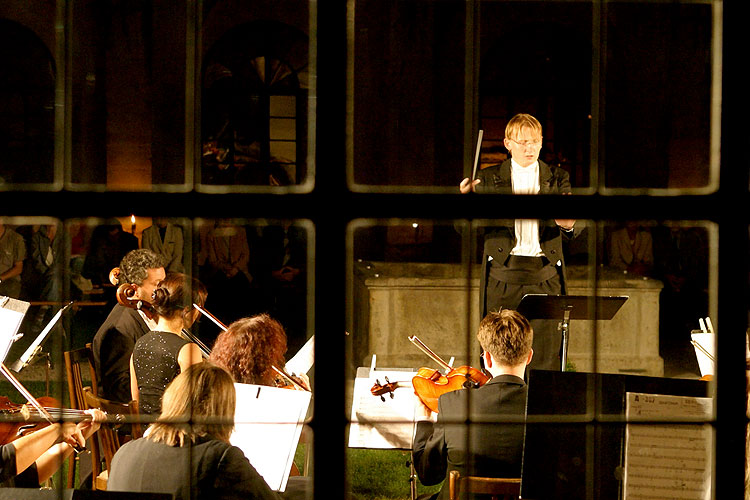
[230,383,311,492]
[10,302,72,372]
[0,297,29,363]
[285,335,314,375]
[348,366,418,450]
[623,392,713,500]
[690,332,715,377]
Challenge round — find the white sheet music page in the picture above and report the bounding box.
[690,331,715,378]
[0,297,29,363]
[623,392,713,500]
[230,383,311,492]
[285,335,314,375]
[348,366,418,450]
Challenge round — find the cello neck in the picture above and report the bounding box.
[408,336,452,372]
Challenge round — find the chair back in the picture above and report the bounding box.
[82,387,142,472]
[63,343,98,487]
[64,343,98,407]
[449,470,521,500]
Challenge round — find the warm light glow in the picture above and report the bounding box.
[131,214,136,224]
[412,223,419,229]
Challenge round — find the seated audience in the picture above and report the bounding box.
[130,273,206,416]
[1,409,104,487]
[412,309,533,500]
[107,362,283,500]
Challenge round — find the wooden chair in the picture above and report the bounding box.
[449,470,521,500]
[82,387,142,489]
[63,343,99,488]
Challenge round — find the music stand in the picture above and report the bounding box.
[517,294,628,371]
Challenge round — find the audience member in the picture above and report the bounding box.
[92,249,165,403]
[652,222,708,369]
[107,362,284,500]
[82,220,138,287]
[201,219,260,332]
[26,224,65,331]
[412,309,532,500]
[142,218,185,273]
[608,221,653,276]
[258,222,308,354]
[0,219,26,298]
[130,273,206,416]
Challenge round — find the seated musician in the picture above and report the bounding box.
[209,314,309,390]
[92,249,165,404]
[107,362,283,500]
[412,309,532,500]
[130,273,206,416]
[1,409,105,487]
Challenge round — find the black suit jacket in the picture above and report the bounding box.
[92,303,150,403]
[474,159,575,316]
[412,375,527,500]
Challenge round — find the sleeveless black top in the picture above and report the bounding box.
[132,331,189,415]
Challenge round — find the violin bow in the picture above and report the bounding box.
[0,363,89,451]
[408,336,453,373]
[0,363,52,421]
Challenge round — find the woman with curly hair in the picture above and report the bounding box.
[130,273,207,415]
[209,314,308,389]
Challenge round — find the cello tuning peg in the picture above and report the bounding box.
[389,392,394,399]
[380,395,386,402]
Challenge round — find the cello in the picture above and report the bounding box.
[370,336,490,413]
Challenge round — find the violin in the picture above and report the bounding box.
[0,363,118,449]
[370,336,490,413]
[0,395,60,444]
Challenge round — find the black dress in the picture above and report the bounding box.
[132,331,190,415]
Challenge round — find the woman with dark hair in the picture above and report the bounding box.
[108,363,282,500]
[209,314,308,389]
[130,273,207,415]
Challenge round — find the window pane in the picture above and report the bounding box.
[0,13,58,189]
[348,0,720,194]
[347,217,717,498]
[68,1,189,189]
[198,4,315,191]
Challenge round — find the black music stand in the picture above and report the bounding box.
[517,294,628,371]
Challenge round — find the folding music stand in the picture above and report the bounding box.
[517,294,628,371]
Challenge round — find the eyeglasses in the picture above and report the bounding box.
[509,138,542,148]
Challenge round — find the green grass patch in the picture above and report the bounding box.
[348,448,442,500]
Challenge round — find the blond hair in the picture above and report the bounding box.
[505,113,543,141]
[476,309,533,367]
[146,362,236,446]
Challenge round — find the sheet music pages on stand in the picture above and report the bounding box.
[230,383,311,492]
[623,392,713,500]
[0,297,29,363]
[285,335,314,376]
[348,360,419,450]
[690,331,715,378]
